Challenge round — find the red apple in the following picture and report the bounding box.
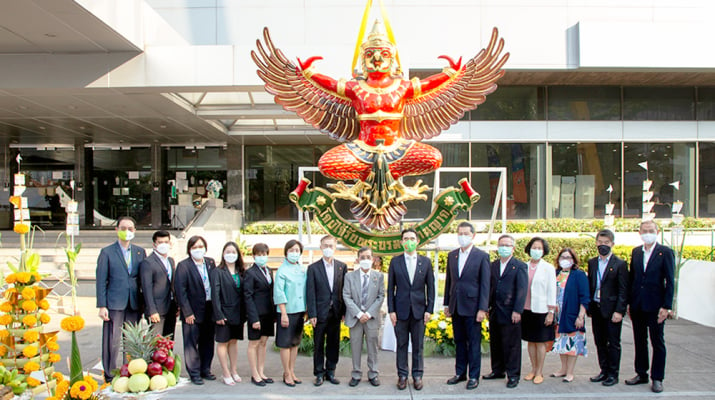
[152,350,168,364]
[163,356,175,371]
[120,363,130,377]
[147,362,163,377]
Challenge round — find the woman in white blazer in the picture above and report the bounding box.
[521,237,557,385]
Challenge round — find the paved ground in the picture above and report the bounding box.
[46,296,715,400]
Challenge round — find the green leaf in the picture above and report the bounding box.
[26,252,40,270]
[172,352,182,380]
[6,261,18,273]
[70,331,83,384]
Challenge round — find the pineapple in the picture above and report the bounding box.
[120,322,159,361]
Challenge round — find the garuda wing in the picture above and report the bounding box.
[401,27,509,141]
[251,28,359,143]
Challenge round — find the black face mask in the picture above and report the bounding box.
[597,244,611,256]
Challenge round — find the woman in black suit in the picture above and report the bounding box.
[211,241,246,386]
[174,235,216,385]
[243,243,275,386]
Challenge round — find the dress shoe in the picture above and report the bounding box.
[191,377,204,385]
[397,376,407,390]
[283,378,296,387]
[369,377,381,387]
[602,376,618,386]
[201,372,217,381]
[506,377,519,388]
[447,375,467,385]
[313,375,324,386]
[262,377,274,384]
[590,372,607,382]
[349,378,360,387]
[293,378,302,384]
[466,378,479,390]
[325,375,340,385]
[652,380,664,393]
[413,377,423,390]
[625,374,648,385]
[482,372,506,380]
[251,377,266,387]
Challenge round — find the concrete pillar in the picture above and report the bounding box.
[226,143,244,226]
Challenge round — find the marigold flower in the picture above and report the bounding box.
[23,361,40,373]
[21,300,37,312]
[85,375,99,392]
[70,380,93,400]
[0,346,6,357]
[0,330,9,340]
[26,376,41,387]
[52,372,64,381]
[39,313,51,324]
[38,299,50,310]
[22,345,38,358]
[21,287,35,300]
[13,223,29,235]
[22,315,37,327]
[46,340,60,352]
[4,274,16,285]
[60,316,85,332]
[0,315,12,326]
[4,288,17,297]
[23,330,39,343]
[32,272,42,282]
[16,272,32,284]
[56,380,69,396]
[0,302,11,313]
[48,353,61,363]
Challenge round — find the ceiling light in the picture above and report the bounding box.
[38,126,46,130]
[17,105,27,110]
[79,126,86,130]
[160,124,167,129]
[44,33,57,38]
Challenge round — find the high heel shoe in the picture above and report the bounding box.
[232,374,242,383]
[251,377,266,387]
[283,374,295,387]
[223,376,236,386]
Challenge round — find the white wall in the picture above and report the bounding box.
[677,260,715,328]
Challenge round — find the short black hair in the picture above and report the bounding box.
[525,236,550,256]
[252,242,269,255]
[186,235,207,255]
[152,230,171,243]
[596,229,615,243]
[283,239,303,256]
[357,246,372,257]
[457,221,475,234]
[401,227,418,240]
[116,216,136,227]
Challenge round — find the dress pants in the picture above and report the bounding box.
[453,314,482,379]
[591,305,622,378]
[152,307,178,339]
[631,308,666,380]
[102,308,140,380]
[349,321,379,380]
[395,312,425,378]
[182,302,215,379]
[313,309,341,377]
[489,321,521,379]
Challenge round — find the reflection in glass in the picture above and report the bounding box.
[93,148,152,224]
[623,87,694,120]
[697,87,715,120]
[469,86,545,120]
[699,142,715,217]
[548,86,620,120]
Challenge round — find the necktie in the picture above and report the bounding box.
[361,273,369,308]
[165,259,172,281]
[263,267,271,283]
[124,250,132,274]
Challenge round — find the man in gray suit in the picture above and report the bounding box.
[343,246,385,387]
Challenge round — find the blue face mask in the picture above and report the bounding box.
[286,252,301,264]
[497,246,513,258]
[530,248,543,260]
[254,255,268,267]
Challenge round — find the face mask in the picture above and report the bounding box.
[155,242,170,255]
[322,247,334,259]
[118,230,135,241]
[223,253,238,264]
[190,248,206,260]
[597,244,611,256]
[497,246,513,258]
[530,248,543,260]
[359,259,372,271]
[559,259,572,269]
[403,240,417,253]
[458,235,473,248]
[287,252,301,264]
[641,233,657,245]
[254,255,268,267]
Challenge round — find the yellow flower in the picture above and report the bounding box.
[39,313,51,324]
[22,315,37,327]
[23,330,39,343]
[21,287,35,300]
[0,346,6,357]
[13,223,29,235]
[52,372,64,381]
[26,376,41,387]
[21,300,37,312]
[32,272,42,282]
[56,380,69,397]
[39,299,50,310]
[46,397,58,400]
[85,375,99,392]
[48,353,61,363]
[4,288,17,297]
[16,272,31,284]
[70,380,93,400]
[0,330,9,340]
[0,315,12,325]
[23,361,40,373]
[0,302,11,313]
[22,345,38,358]
[60,316,85,332]
[46,340,60,352]
[4,274,16,285]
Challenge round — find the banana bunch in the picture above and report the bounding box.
[0,365,28,395]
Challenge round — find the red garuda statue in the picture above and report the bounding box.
[253,17,508,231]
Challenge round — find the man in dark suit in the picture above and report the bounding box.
[306,235,347,386]
[140,230,177,338]
[625,220,674,393]
[387,228,435,391]
[96,216,146,381]
[483,234,527,389]
[588,229,628,387]
[443,222,490,390]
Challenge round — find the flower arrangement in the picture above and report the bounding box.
[206,180,223,199]
[424,311,491,356]
[298,321,352,356]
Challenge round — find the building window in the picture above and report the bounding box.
[548,86,621,120]
[699,142,715,217]
[697,87,715,120]
[93,148,152,224]
[623,87,695,120]
[550,143,621,219]
[468,86,545,120]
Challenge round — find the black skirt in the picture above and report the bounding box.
[247,314,275,340]
[275,312,304,348]
[215,322,244,343]
[521,310,556,343]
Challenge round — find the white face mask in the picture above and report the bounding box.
[322,247,334,259]
[359,259,372,271]
[190,248,206,260]
[530,248,543,260]
[457,235,473,248]
[558,259,572,269]
[223,253,238,264]
[641,233,657,245]
[155,242,170,255]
